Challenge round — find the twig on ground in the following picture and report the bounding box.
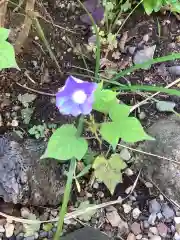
[130,77,180,112]
[0,0,8,27]
[118,144,180,166]
[24,71,36,84]
[15,0,36,53]
[0,171,141,224]
[16,82,55,96]
[32,14,63,76]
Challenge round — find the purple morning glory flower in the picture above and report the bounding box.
[80,0,104,25]
[56,76,97,117]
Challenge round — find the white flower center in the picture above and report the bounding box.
[72,90,87,104]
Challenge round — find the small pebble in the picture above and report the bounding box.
[52,227,57,233]
[143,34,149,42]
[144,182,153,188]
[93,182,99,189]
[136,234,142,239]
[119,148,131,161]
[175,217,180,224]
[148,213,157,225]
[106,210,121,227]
[50,210,58,217]
[39,231,48,238]
[11,119,18,127]
[132,208,141,219]
[97,191,104,198]
[125,168,134,176]
[157,222,168,237]
[149,227,158,235]
[48,230,54,238]
[139,111,146,120]
[131,222,141,235]
[122,204,132,214]
[143,220,149,228]
[162,204,175,220]
[149,199,161,214]
[0,226,5,233]
[5,223,14,238]
[127,233,136,240]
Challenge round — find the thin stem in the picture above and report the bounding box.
[77,0,100,81]
[54,116,84,240]
[53,158,76,240]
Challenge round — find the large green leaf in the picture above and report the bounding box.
[0,28,19,70]
[100,117,153,147]
[117,117,154,143]
[41,124,88,161]
[93,154,127,194]
[93,87,117,113]
[109,103,131,122]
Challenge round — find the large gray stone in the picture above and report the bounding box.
[134,115,180,204]
[0,135,65,206]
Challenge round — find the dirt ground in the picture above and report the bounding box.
[0,1,180,137]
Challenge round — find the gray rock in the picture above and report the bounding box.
[0,136,66,206]
[168,66,180,76]
[133,45,156,68]
[61,227,110,240]
[162,204,175,220]
[134,115,180,205]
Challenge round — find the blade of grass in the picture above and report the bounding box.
[77,0,100,80]
[103,78,180,96]
[111,53,180,81]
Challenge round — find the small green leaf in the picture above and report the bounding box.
[18,93,37,107]
[42,223,53,232]
[100,122,120,148]
[41,124,88,161]
[109,103,131,121]
[118,117,154,143]
[23,213,40,237]
[93,87,117,113]
[93,154,127,194]
[0,28,19,70]
[77,201,96,221]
